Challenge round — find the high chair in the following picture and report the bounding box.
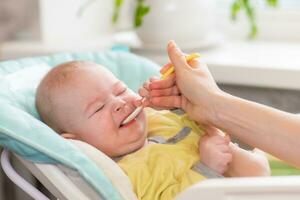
[0,51,299,200]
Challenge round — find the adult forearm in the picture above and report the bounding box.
[211,92,300,168]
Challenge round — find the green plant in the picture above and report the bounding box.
[85,0,278,38]
[231,0,278,38]
[78,0,150,28]
[113,0,150,28]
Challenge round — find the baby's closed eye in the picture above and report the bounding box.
[118,87,127,96]
[95,104,105,113]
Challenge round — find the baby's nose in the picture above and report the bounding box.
[113,99,127,112]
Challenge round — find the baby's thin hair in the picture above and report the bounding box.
[35,61,98,133]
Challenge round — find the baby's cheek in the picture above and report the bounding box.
[99,112,116,131]
[140,111,148,134]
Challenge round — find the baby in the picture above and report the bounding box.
[36,61,270,200]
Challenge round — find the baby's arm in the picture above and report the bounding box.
[225,144,271,177]
[199,127,270,177]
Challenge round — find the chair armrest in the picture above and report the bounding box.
[175,176,300,200]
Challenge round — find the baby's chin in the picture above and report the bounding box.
[103,137,147,157]
[120,136,147,156]
[115,110,147,155]
[118,127,148,156]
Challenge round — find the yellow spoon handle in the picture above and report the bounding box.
[161,53,200,80]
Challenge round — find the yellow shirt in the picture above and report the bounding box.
[117,109,206,200]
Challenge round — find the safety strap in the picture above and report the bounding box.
[148,127,192,144]
[192,161,224,178]
[170,108,185,115]
[148,126,223,179]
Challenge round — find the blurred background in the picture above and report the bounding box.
[1,0,300,199]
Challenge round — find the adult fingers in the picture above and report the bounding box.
[167,41,190,72]
[150,96,182,108]
[143,80,150,90]
[150,86,180,97]
[138,87,150,98]
[149,74,176,90]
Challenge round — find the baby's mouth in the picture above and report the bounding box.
[121,107,143,126]
[120,118,136,128]
[120,109,142,128]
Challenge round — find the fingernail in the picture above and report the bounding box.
[150,76,159,82]
[168,40,177,51]
[169,40,175,46]
[172,41,178,48]
[168,40,176,49]
[172,42,183,55]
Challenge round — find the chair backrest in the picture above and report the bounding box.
[0,51,159,200]
[16,139,138,200]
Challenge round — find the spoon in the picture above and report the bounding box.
[121,53,200,125]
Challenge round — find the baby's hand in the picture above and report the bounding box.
[199,127,232,174]
[135,75,182,110]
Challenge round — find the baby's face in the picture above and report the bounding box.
[60,66,147,157]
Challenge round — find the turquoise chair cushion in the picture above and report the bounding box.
[0,51,159,200]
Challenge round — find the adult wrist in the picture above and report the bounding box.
[208,90,234,127]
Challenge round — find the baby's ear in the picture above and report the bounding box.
[61,133,78,140]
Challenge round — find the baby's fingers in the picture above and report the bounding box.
[217,144,231,153]
[217,153,232,174]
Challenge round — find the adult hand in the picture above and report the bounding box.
[136,74,180,110]
[136,41,300,168]
[146,41,223,124]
